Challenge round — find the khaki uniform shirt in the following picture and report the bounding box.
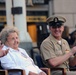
[40,34,71,69]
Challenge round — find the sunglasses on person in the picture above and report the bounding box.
[51,25,62,29]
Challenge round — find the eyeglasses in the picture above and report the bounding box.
[51,25,62,29]
[49,22,63,29]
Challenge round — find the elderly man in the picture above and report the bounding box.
[40,16,76,75]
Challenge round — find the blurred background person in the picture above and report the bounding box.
[69,30,76,48]
[62,26,71,44]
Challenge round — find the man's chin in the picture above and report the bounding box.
[54,35,61,39]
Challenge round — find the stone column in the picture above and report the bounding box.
[13,0,32,42]
[6,0,32,56]
[48,0,53,17]
[5,0,13,26]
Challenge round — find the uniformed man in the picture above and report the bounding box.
[40,16,76,75]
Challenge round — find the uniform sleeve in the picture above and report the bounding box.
[40,40,57,60]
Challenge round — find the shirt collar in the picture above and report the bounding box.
[49,34,59,44]
[4,45,20,52]
[49,34,65,45]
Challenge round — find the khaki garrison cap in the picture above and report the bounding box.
[47,16,66,27]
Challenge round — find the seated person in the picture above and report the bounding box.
[40,16,76,75]
[0,26,46,75]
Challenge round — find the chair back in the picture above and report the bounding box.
[35,54,45,68]
[0,61,3,69]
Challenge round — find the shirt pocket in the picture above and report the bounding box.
[55,49,63,56]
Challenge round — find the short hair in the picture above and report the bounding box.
[0,26,19,44]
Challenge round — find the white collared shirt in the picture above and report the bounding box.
[0,46,42,75]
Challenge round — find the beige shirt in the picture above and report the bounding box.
[40,34,71,69]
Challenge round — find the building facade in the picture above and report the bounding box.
[0,0,76,42]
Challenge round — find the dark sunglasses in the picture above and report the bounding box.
[51,25,62,28]
[49,21,63,29]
